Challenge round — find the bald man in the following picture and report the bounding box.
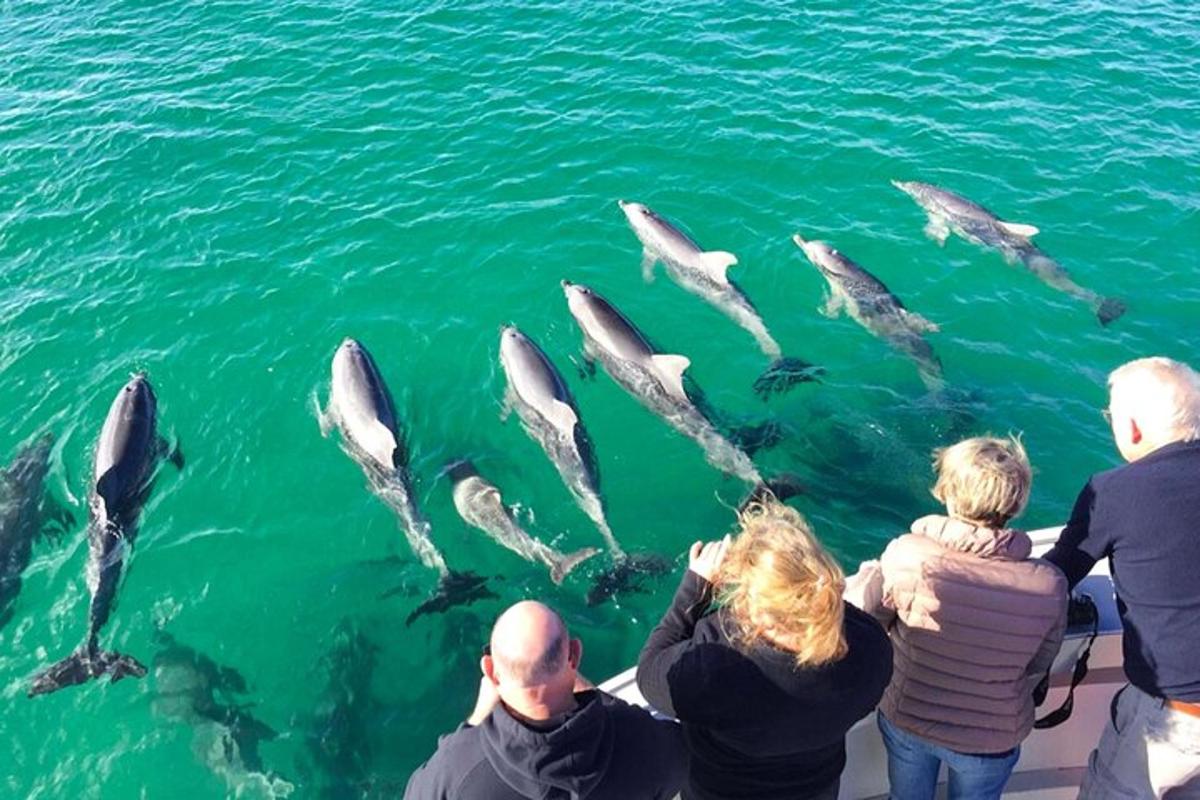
[1043,357,1200,798]
[404,601,686,800]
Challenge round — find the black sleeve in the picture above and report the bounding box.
[1042,479,1107,589]
[636,570,713,718]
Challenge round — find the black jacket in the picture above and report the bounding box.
[637,571,892,800]
[1044,439,1200,702]
[403,689,686,800]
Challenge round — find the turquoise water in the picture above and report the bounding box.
[2,0,1197,795]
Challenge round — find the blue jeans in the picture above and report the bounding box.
[877,712,1020,800]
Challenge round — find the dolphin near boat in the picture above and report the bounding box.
[1,433,73,631]
[320,338,493,626]
[562,281,767,486]
[448,460,599,585]
[499,325,669,604]
[618,200,822,396]
[29,374,183,697]
[302,620,381,799]
[793,234,944,389]
[498,326,624,558]
[892,180,1126,326]
[152,631,294,798]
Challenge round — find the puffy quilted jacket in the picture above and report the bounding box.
[849,514,1068,754]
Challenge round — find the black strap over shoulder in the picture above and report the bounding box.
[1035,593,1099,729]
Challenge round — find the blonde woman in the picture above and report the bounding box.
[845,436,1068,800]
[636,500,893,800]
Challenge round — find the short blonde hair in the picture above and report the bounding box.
[932,436,1031,528]
[1108,357,1200,444]
[716,500,848,668]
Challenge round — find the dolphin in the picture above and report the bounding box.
[320,338,492,625]
[892,180,1126,326]
[498,326,625,558]
[562,281,764,485]
[618,201,821,396]
[793,234,944,389]
[304,620,380,800]
[1,433,73,630]
[152,631,293,798]
[30,374,183,696]
[448,460,599,585]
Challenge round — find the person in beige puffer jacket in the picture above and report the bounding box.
[845,436,1067,800]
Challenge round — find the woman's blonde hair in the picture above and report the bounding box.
[716,499,848,668]
[931,435,1032,528]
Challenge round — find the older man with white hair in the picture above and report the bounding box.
[404,600,686,800]
[1044,356,1200,799]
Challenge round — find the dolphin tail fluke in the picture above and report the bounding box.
[28,647,147,697]
[739,475,805,513]
[585,553,671,606]
[1096,297,1127,327]
[728,420,783,457]
[753,357,824,399]
[404,571,496,627]
[548,547,602,586]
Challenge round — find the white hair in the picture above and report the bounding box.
[1108,357,1200,444]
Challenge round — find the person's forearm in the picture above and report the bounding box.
[646,571,712,649]
[636,570,712,716]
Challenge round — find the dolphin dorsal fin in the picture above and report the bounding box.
[901,309,940,334]
[696,251,738,286]
[651,354,691,402]
[998,221,1039,239]
[546,399,578,434]
[368,419,401,469]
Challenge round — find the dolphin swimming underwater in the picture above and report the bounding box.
[498,326,625,558]
[1,433,72,630]
[562,281,765,486]
[321,338,492,625]
[892,180,1126,326]
[30,374,182,696]
[793,234,944,389]
[448,460,599,585]
[618,201,821,396]
[152,631,294,798]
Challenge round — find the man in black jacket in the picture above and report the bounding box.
[404,600,686,800]
[1043,356,1200,798]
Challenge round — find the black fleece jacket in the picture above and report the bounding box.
[1044,439,1200,702]
[403,689,686,800]
[637,571,892,800]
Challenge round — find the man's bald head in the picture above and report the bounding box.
[489,601,570,687]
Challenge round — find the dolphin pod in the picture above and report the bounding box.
[17,177,1130,696]
[892,180,1127,326]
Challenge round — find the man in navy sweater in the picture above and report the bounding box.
[1044,356,1200,799]
[404,600,686,800]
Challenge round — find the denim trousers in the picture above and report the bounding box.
[877,712,1019,800]
[1079,683,1200,799]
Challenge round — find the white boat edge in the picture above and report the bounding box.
[598,525,1124,799]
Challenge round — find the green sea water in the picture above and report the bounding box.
[1,1,1197,796]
